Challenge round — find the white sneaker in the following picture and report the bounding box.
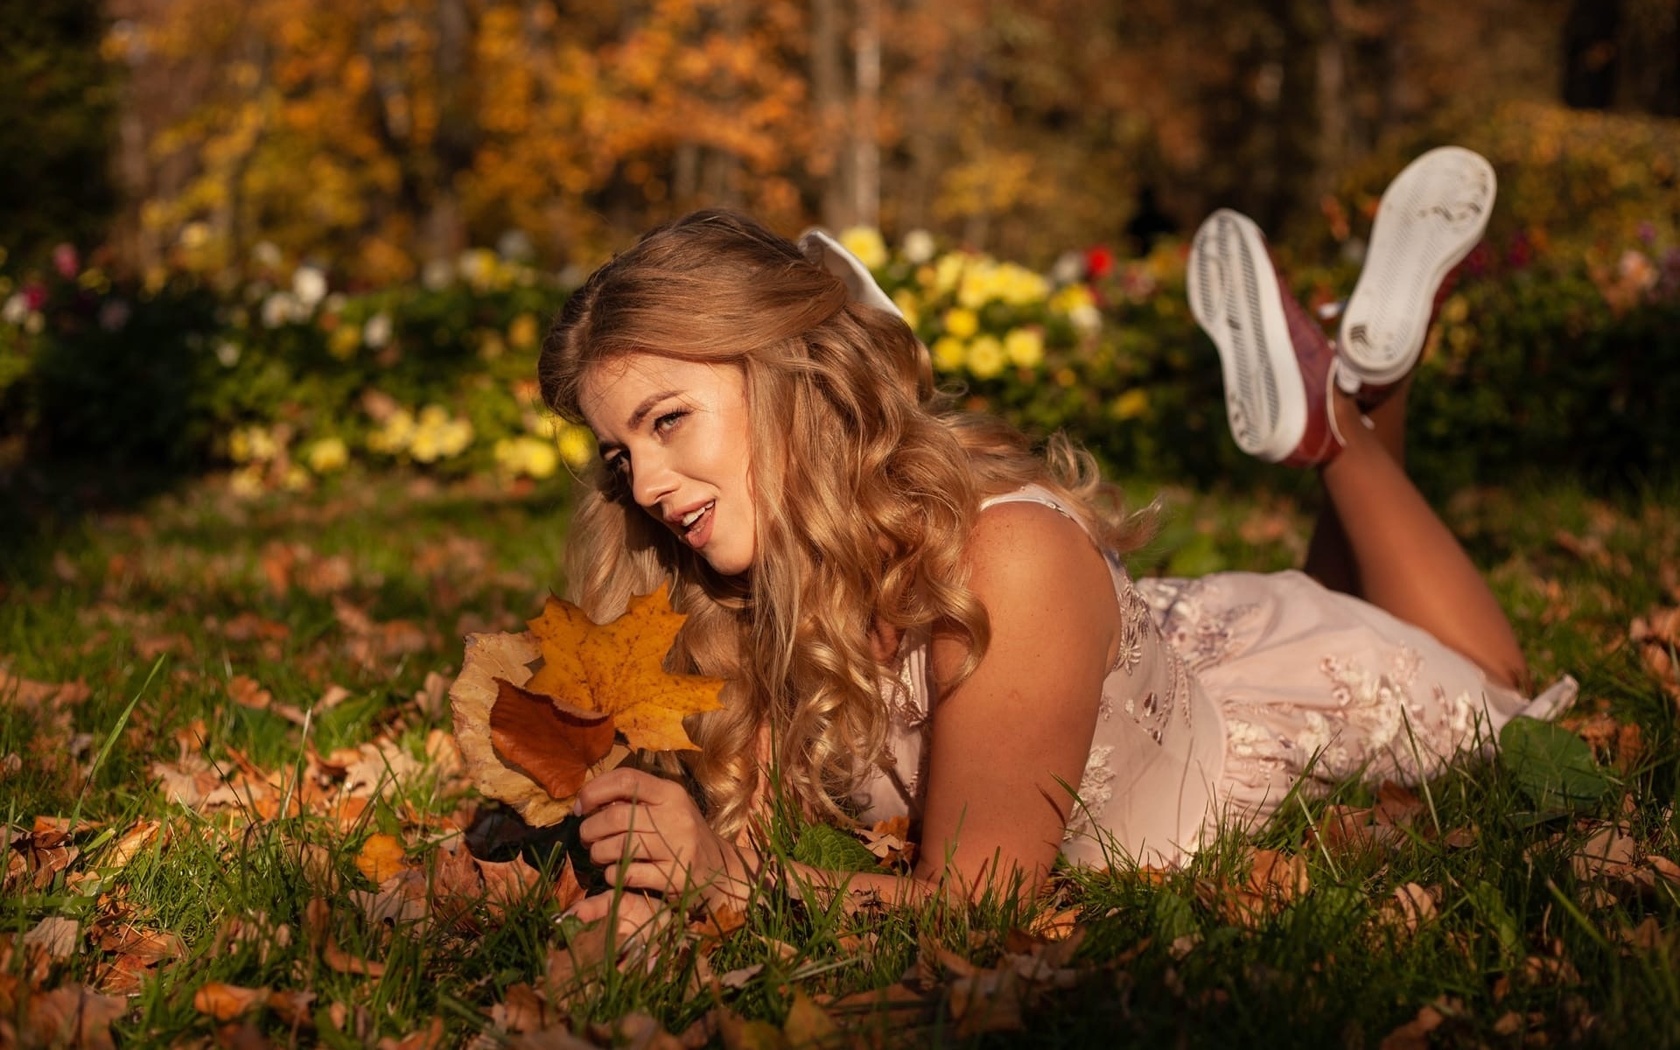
[1188,210,1342,467]
[1337,146,1496,400]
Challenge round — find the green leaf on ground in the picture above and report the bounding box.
[793,823,878,873]
[1499,716,1612,810]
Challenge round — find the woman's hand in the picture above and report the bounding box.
[564,889,675,959]
[574,768,756,906]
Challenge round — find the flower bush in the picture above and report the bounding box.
[3,208,1678,496]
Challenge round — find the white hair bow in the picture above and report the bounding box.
[797,228,904,320]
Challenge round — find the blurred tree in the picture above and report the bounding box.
[0,0,119,266]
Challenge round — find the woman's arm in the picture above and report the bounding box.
[914,501,1121,895]
[571,502,1121,908]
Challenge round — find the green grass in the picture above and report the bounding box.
[2,467,1677,1047]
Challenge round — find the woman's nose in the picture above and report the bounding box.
[630,454,678,509]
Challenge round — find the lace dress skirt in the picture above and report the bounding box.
[1135,570,1577,831]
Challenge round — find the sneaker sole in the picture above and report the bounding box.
[1186,210,1306,463]
[1338,146,1496,387]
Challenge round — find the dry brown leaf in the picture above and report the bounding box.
[23,916,80,961]
[103,820,164,870]
[304,898,386,977]
[194,981,270,1022]
[475,854,544,919]
[1379,1004,1445,1050]
[716,1006,789,1050]
[782,991,839,1048]
[265,989,316,1030]
[590,1012,693,1050]
[1378,883,1438,937]
[858,815,916,868]
[0,665,92,710]
[383,1016,447,1050]
[522,585,725,752]
[450,632,578,826]
[18,984,127,1050]
[356,834,408,884]
[489,680,617,800]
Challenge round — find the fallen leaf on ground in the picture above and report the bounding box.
[0,666,91,710]
[782,991,840,1048]
[1377,883,1438,937]
[356,833,408,884]
[304,898,386,977]
[1380,1003,1445,1050]
[9,983,127,1050]
[23,917,80,961]
[194,981,270,1021]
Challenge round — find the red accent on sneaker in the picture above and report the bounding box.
[1276,272,1343,468]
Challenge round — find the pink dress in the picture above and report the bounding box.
[852,485,1577,867]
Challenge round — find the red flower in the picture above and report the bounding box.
[1084,244,1115,281]
[52,243,79,280]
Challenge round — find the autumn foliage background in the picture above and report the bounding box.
[4,1,1680,1047]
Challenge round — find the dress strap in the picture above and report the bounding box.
[980,483,1075,517]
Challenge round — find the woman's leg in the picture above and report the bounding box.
[1316,383,1528,690]
[1300,374,1409,594]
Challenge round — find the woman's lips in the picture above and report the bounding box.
[678,501,714,550]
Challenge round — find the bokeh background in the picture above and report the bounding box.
[3,0,1679,510]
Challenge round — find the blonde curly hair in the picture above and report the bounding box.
[540,210,1150,840]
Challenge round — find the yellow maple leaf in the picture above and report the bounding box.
[524,583,725,752]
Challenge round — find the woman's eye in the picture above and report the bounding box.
[653,410,687,435]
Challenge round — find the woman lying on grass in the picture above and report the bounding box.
[539,147,1575,931]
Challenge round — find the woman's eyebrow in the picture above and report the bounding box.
[625,390,680,430]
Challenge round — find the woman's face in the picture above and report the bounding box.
[580,354,757,577]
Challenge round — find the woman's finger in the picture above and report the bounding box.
[588,830,676,869]
[578,800,670,844]
[573,768,676,815]
[587,857,682,896]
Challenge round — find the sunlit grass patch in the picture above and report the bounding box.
[1,470,1678,1046]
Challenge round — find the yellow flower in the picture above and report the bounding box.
[230,425,278,464]
[1112,388,1151,421]
[556,423,596,469]
[1004,327,1045,369]
[966,335,1005,380]
[942,307,979,339]
[495,436,560,479]
[838,227,888,270]
[508,313,539,350]
[418,404,450,429]
[1440,294,1470,325]
[305,437,349,473]
[437,419,474,458]
[891,290,920,329]
[328,324,360,360]
[932,253,967,296]
[282,464,312,492]
[1049,284,1096,315]
[931,336,966,372]
[368,409,415,454]
[228,465,265,499]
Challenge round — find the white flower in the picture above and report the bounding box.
[2,293,26,326]
[251,241,283,269]
[261,292,300,328]
[901,229,936,265]
[421,258,454,291]
[292,265,327,308]
[363,312,393,349]
[1049,251,1085,285]
[497,229,534,261]
[1069,304,1103,335]
[215,340,242,367]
